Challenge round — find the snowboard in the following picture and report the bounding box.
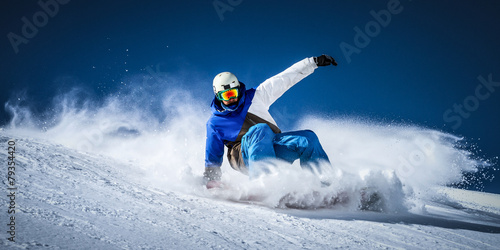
[277,187,382,211]
[205,180,383,211]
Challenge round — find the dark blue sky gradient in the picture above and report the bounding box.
[1,0,499,192]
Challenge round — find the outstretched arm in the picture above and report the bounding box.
[254,55,337,108]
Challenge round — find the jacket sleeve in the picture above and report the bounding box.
[204,122,225,169]
[254,57,318,108]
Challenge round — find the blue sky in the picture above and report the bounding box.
[1,0,499,192]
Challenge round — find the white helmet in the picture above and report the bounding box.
[213,72,240,94]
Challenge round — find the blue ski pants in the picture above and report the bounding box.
[241,123,331,177]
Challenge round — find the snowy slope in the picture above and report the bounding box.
[1,132,499,250]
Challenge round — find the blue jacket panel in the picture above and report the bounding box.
[205,83,256,168]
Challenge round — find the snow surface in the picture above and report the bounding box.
[1,131,500,249]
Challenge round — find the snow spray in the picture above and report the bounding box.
[2,75,491,211]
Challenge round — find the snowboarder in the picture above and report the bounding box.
[204,55,338,189]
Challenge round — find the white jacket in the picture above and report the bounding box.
[249,57,318,126]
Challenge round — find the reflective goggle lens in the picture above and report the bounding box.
[217,88,239,101]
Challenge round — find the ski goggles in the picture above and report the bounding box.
[217,88,239,101]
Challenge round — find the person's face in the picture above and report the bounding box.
[222,98,238,106]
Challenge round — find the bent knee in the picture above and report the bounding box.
[247,123,274,135]
[253,123,272,130]
[301,130,320,141]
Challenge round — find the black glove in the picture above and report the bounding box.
[314,55,338,67]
